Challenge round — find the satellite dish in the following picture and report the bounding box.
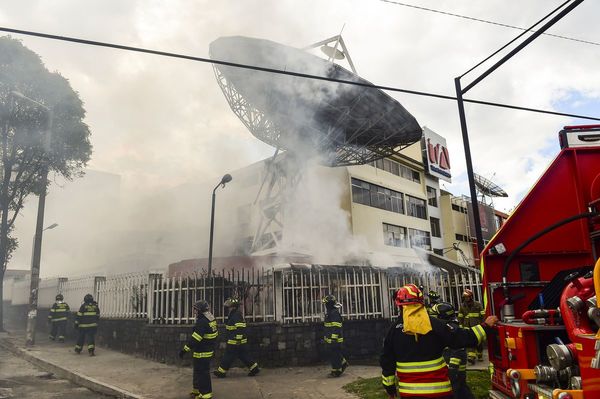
[320,45,345,60]
[474,173,508,198]
[209,36,422,166]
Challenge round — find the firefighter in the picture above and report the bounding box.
[426,291,441,316]
[431,302,474,399]
[380,284,497,399]
[458,289,485,364]
[179,300,218,399]
[74,293,100,356]
[213,297,260,378]
[322,294,349,377]
[48,293,70,342]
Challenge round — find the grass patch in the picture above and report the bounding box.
[343,370,491,399]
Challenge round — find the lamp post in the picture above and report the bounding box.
[207,174,232,276]
[11,91,54,346]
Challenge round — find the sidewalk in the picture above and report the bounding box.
[0,330,379,399]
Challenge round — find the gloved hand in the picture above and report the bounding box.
[178,349,186,359]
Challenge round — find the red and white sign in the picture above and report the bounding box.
[422,127,452,182]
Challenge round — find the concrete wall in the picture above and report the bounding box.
[3,303,391,367]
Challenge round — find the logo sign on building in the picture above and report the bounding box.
[421,128,452,182]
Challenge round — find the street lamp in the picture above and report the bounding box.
[10,91,54,346]
[207,174,232,276]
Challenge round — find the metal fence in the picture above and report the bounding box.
[281,266,385,323]
[149,268,275,324]
[97,273,149,319]
[9,263,482,325]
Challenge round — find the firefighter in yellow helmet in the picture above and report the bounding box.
[457,289,485,364]
[380,284,497,398]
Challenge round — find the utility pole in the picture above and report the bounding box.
[10,91,54,347]
[455,0,585,255]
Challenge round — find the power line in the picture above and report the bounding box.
[378,0,599,47]
[0,26,597,122]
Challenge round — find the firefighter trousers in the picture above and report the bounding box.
[193,358,212,398]
[327,343,348,373]
[49,321,66,341]
[449,368,474,399]
[75,328,96,352]
[218,344,258,372]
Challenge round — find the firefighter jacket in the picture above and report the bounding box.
[75,302,100,329]
[380,315,488,398]
[183,312,219,359]
[225,308,247,345]
[48,301,70,322]
[458,300,484,328]
[324,307,343,344]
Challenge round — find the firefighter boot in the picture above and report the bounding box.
[248,363,260,376]
[330,370,343,378]
[341,359,349,374]
[58,336,65,343]
[213,368,227,378]
[89,349,95,357]
[189,389,199,398]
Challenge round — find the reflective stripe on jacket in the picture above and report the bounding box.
[380,314,487,398]
[225,309,248,345]
[183,313,218,359]
[75,302,99,329]
[324,308,343,344]
[48,302,70,322]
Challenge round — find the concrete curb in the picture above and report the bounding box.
[0,338,143,399]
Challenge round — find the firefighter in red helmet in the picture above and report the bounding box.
[380,284,498,398]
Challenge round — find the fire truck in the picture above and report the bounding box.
[481,125,600,399]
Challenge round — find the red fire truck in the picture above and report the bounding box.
[481,125,600,399]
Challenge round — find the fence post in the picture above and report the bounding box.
[273,270,283,323]
[147,273,161,323]
[381,270,391,319]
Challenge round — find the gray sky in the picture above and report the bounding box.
[1,0,599,275]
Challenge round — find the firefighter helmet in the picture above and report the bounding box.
[83,294,94,303]
[193,300,210,313]
[431,302,457,321]
[394,284,424,307]
[428,291,440,303]
[462,288,474,298]
[224,297,240,308]
[55,294,64,301]
[322,294,337,305]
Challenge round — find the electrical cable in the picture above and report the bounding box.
[460,0,571,79]
[0,26,598,122]
[377,0,599,47]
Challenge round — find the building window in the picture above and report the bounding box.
[383,223,408,248]
[451,203,468,214]
[433,248,444,256]
[409,228,431,250]
[406,195,427,219]
[351,178,404,214]
[426,186,438,207]
[430,217,441,238]
[369,158,420,183]
[455,233,470,242]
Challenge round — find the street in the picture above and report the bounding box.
[0,347,106,399]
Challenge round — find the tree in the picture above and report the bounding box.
[0,36,92,331]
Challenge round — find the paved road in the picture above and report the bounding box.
[0,347,107,399]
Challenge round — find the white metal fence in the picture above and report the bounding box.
[97,273,149,319]
[149,268,276,324]
[6,264,482,325]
